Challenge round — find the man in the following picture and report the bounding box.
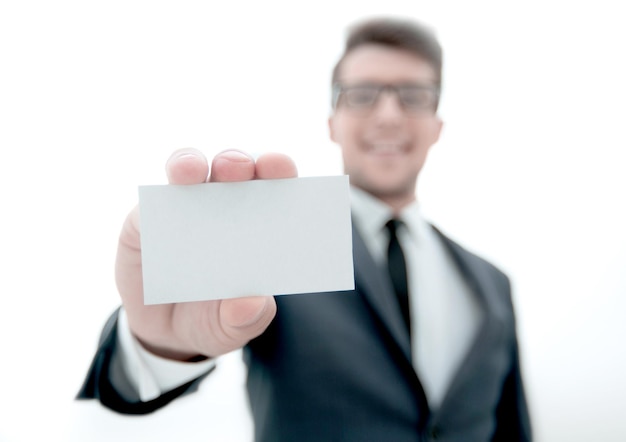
[79,18,532,441]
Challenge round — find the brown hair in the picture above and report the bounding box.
[331,18,443,90]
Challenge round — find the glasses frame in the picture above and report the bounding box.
[332,82,440,116]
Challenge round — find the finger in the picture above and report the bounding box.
[166,148,209,185]
[209,150,256,182]
[220,296,276,327]
[175,296,278,358]
[116,206,144,309]
[255,152,298,179]
[219,296,277,343]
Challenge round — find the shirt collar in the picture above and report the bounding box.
[350,186,392,238]
[350,186,428,243]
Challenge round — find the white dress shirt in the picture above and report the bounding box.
[118,185,482,408]
[350,187,482,408]
[117,308,215,401]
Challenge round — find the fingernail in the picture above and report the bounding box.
[176,153,198,159]
[217,150,253,162]
[171,149,199,160]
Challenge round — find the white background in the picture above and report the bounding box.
[1,1,625,441]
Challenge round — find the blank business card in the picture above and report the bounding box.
[138,176,354,304]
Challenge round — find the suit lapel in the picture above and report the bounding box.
[432,230,507,409]
[353,222,510,418]
[352,225,413,365]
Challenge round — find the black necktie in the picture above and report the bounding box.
[385,219,411,337]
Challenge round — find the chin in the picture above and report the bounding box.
[365,182,415,201]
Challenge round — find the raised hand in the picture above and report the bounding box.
[115,148,297,360]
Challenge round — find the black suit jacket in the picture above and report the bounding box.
[78,225,532,442]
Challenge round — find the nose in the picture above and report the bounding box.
[371,90,405,121]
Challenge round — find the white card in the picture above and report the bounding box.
[138,176,354,304]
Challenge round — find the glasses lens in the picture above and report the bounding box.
[344,86,379,108]
[398,86,438,112]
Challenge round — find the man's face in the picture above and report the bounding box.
[329,44,443,207]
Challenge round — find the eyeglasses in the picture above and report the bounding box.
[332,83,440,116]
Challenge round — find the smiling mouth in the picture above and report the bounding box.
[364,143,409,155]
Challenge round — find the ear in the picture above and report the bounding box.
[328,115,337,143]
[430,116,444,146]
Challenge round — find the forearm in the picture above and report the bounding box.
[77,308,215,414]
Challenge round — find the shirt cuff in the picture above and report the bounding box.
[117,308,216,402]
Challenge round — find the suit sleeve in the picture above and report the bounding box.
[492,336,532,441]
[76,308,214,415]
[492,274,533,441]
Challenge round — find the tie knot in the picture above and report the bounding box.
[385,218,403,237]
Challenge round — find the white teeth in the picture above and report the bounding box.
[368,144,405,153]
